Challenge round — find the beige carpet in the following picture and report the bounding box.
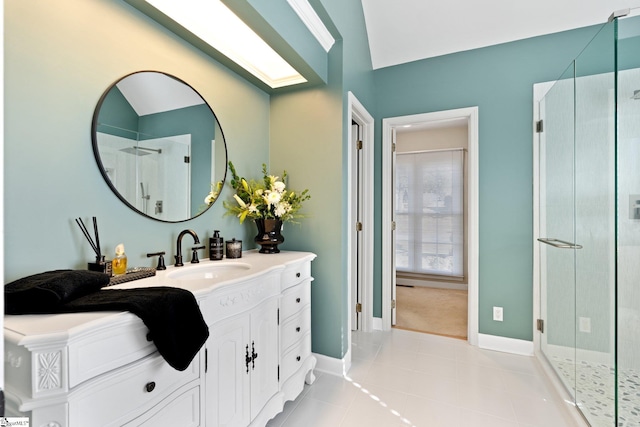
[394,286,468,339]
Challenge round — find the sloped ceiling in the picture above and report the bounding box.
[361,0,639,69]
[117,72,205,116]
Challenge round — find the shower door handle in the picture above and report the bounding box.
[537,238,582,249]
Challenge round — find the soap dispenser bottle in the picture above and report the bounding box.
[209,230,224,261]
[112,243,127,275]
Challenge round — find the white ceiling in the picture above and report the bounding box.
[361,0,639,69]
[117,72,204,116]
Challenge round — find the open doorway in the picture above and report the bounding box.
[382,107,478,345]
[394,125,468,339]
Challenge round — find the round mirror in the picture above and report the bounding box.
[92,71,227,222]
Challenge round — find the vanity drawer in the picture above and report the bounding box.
[281,307,311,352]
[281,261,311,290]
[5,312,158,399]
[280,281,311,319]
[125,384,200,427]
[69,352,199,426]
[281,333,311,382]
[69,315,156,388]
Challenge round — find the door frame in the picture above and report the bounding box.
[347,92,374,333]
[382,107,479,346]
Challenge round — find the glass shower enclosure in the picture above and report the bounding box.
[536,10,640,427]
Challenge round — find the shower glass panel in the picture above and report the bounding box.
[537,14,640,425]
[574,21,616,426]
[538,62,577,403]
[616,13,640,427]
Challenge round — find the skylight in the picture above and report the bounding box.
[146,0,307,88]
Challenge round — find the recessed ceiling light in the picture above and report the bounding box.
[145,0,307,88]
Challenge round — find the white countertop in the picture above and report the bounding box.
[4,250,316,343]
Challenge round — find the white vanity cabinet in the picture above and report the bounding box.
[201,272,281,427]
[4,251,316,427]
[4,311,201,427]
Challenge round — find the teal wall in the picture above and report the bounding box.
[268,0,375,359]
[270,77,345,358]
[4,0,615,358]
[372,25,603,340]
[5,0,269,281]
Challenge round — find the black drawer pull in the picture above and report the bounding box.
[296,356,301,362]
[145,381,156,392]
[146,332,153,342]
[296,272,301,278]
[296,298,301,303]
[296,327,301,332]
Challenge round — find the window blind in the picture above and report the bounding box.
[395,149,464,277]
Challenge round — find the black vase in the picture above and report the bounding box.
[254,219,284,254]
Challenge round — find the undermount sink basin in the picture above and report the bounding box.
[167,262,251,281]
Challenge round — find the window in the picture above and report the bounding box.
[395,149,464,277]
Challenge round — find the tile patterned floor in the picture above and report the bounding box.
[550,355,640,427]
[268,329,583,427]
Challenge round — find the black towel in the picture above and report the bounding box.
[62,287,209,372]
[5,270,110,314]
[5,270,208,372]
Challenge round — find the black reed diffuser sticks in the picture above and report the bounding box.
[75,217,99,258]
[76,217,112,275]
[93,217,102,260]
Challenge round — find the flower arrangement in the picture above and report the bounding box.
[222,161,310,224]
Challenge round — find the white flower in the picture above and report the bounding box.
[204,193,216,205]
[273,181,286,193]
[233,194,247,208]
[274,201,291,217]
[248,203,258,213]
[264,190,281,206]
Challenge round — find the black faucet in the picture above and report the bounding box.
[175,229,200,267]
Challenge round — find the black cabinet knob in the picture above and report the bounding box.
[296,327,301,332]
[296,298,301,303]
[296,272,301,278]
[145,381,156,392]
[296,356,301,362]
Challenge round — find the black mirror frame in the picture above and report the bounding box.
[91,71,227,223]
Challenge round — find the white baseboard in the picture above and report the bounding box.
[372,317,383,330]
[478,333,534,356]
[313,348,351,377]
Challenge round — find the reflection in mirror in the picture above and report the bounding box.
[92,71,227,222]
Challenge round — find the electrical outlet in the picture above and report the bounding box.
[579,317,591,333]
[493,306,503,322]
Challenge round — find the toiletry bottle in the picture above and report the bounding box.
[112,243,127,275]
[209,230,224,261]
